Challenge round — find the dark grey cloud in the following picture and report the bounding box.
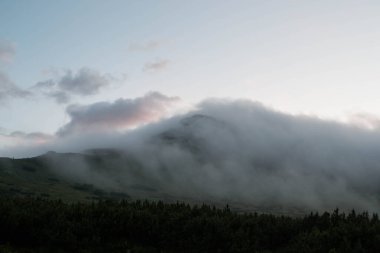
[143,59,170,72]
[35,68,116,103]
[57,92,180,136]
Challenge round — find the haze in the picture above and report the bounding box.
[2,1,380,212]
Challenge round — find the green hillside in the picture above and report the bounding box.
[0,154,129,202]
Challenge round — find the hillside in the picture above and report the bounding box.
[0,150,307,216]
[0,154,130,202]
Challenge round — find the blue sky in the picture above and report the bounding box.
[1,0,380,145]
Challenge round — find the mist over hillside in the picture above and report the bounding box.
[3,98,380,213]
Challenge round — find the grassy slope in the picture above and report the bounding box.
[0,156,129,202]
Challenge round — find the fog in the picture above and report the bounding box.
[4,97,380,212]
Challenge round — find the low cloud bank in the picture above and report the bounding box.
[3,95,380,212]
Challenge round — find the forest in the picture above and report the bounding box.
[0,198,379,253]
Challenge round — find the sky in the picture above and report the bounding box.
[1,0,380,151]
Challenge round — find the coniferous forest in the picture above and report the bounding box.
[0,198,379,253]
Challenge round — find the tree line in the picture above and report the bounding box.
[0,198,379,252]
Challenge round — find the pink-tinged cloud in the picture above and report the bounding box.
[0,131,54,148]
[349,113,380,130]
[57,92,181,136]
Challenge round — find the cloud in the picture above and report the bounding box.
[0,40,31,102]
[128,40,161,51]
[143,59,170,72]
[0,40,15,63]
[108,99,380,212]
[0,71,31,102]
[34,79,55,89]
[35,68,117,103]
[57,92,181,136]
[5,95,380,212]
[0,130,54,152]
[46,91,71,104]
[8,131,53,140]
[57,68,112,95]
[348,112,380,130]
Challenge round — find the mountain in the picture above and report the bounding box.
[0,114,315,215]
